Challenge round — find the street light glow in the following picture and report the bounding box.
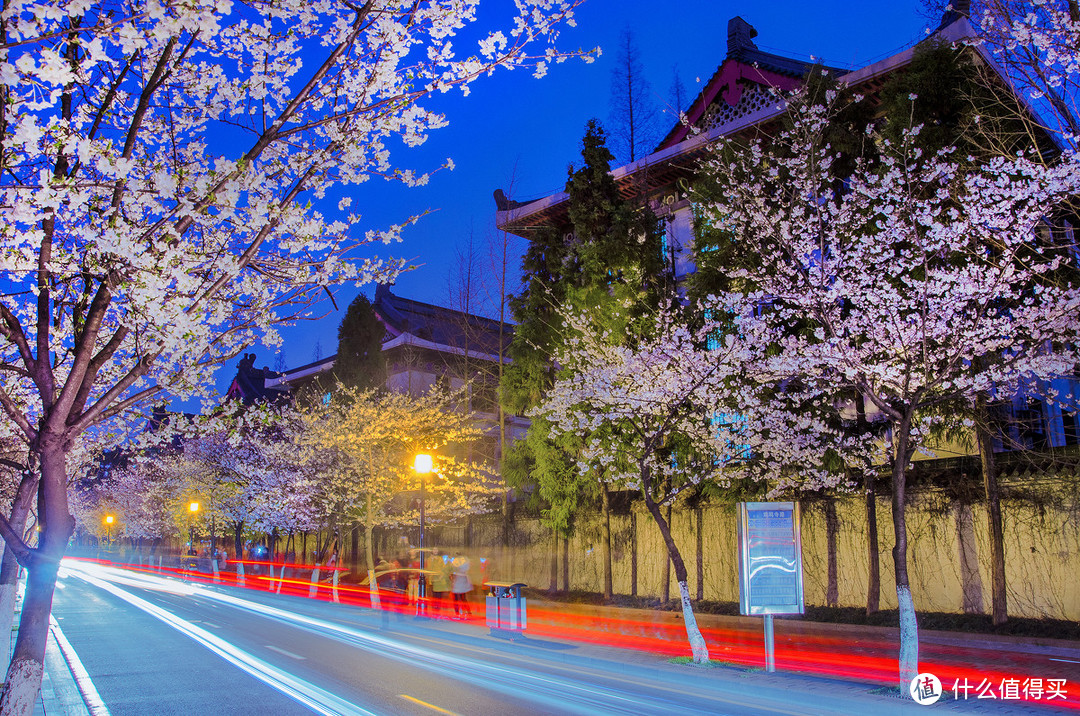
[105,515,114,525]
[189,501,200,513]
[414,453,433,475]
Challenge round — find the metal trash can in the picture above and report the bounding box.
[484,581,527,639]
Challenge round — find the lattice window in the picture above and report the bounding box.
[700,84,777,132]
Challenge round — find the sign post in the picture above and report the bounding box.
[737,501,804,672]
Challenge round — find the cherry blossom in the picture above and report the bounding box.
[0,0,588,708]
[695,86,1080,688]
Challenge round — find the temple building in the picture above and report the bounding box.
[495,9,1078,460]
[227,283,526,465]
[496,12,1008,285]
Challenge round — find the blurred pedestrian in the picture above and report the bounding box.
[430,552,452,614]
[406,549,421,605]
[450,553,472,619]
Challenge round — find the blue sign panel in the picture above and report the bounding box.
[737,502,804,616]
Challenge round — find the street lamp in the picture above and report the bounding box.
[188,501,200,556]
[413,453,433,615]
[104,514,114,547]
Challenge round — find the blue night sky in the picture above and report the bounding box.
[231,0,934,385]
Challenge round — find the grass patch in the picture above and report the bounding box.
[667,656,742,669]
[868,685,906,699]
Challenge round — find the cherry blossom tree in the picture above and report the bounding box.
[301,384,501,597]
[178,406,321,564]
[93,456,184,547]
[0,431,103,678]
[973,0,1080,148]
[696,89,1080,688]
[535,306,860,663]
[0,0,588,707]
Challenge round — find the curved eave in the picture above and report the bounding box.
[497,17,1029,238]
[496,97,789,236]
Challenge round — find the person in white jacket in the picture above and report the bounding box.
[450,553,472,618]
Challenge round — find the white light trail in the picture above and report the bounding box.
[64,564,377,716]
[62,560,634,714]
[62,559,804,716]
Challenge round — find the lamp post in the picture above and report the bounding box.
[414,453,433,615]
[188,501,200,556]
[104,514,114,547]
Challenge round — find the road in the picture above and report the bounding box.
[50,559,1064,715]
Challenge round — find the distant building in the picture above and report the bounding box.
[226,283,527,466]
[497,14,1005,285]
[495,10,1078,463]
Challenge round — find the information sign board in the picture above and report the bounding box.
[737,501,804,616]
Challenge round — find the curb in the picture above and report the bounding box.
[41,622,91,716]
[11,574,95,716]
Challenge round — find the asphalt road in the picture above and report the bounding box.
[50,560,1062,715]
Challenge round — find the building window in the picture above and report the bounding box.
[1062,410,1079,446]
[1018,399,1048,451]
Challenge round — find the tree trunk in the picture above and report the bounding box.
[630,511,637,597]
[601,486,613,600]
[825,499,839,608]
[890,416,919,692]
[364,523,376,579]
[548,528,558,592]
[0,467,39,678]
[641,487,708,663]
[365,493,380,610]
[233,521,244,564]
[976,396,1007,626]
[1,439,76,715]
[350,523,359,573]
[661,503,672,604]
[864,471,880,615]
[561,534,569,594]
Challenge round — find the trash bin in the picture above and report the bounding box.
[484,581,527,640]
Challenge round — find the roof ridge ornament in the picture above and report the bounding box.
[727,17,759,61]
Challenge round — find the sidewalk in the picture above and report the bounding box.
[40,623,91,716]
[527,596,1080,655]
[10,577,91,716]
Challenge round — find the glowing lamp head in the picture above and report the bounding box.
[413,453,433,475]
[189,501,200,514]
[105,515,114,525]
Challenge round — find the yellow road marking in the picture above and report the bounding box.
[398,694,460,715]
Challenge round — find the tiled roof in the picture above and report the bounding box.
[226,285,514,402]
[374,283,511,356]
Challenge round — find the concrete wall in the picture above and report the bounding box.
[369,488,1080,621]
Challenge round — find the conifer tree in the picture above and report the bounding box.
[503,120,665,598]
[333,293,386,391]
